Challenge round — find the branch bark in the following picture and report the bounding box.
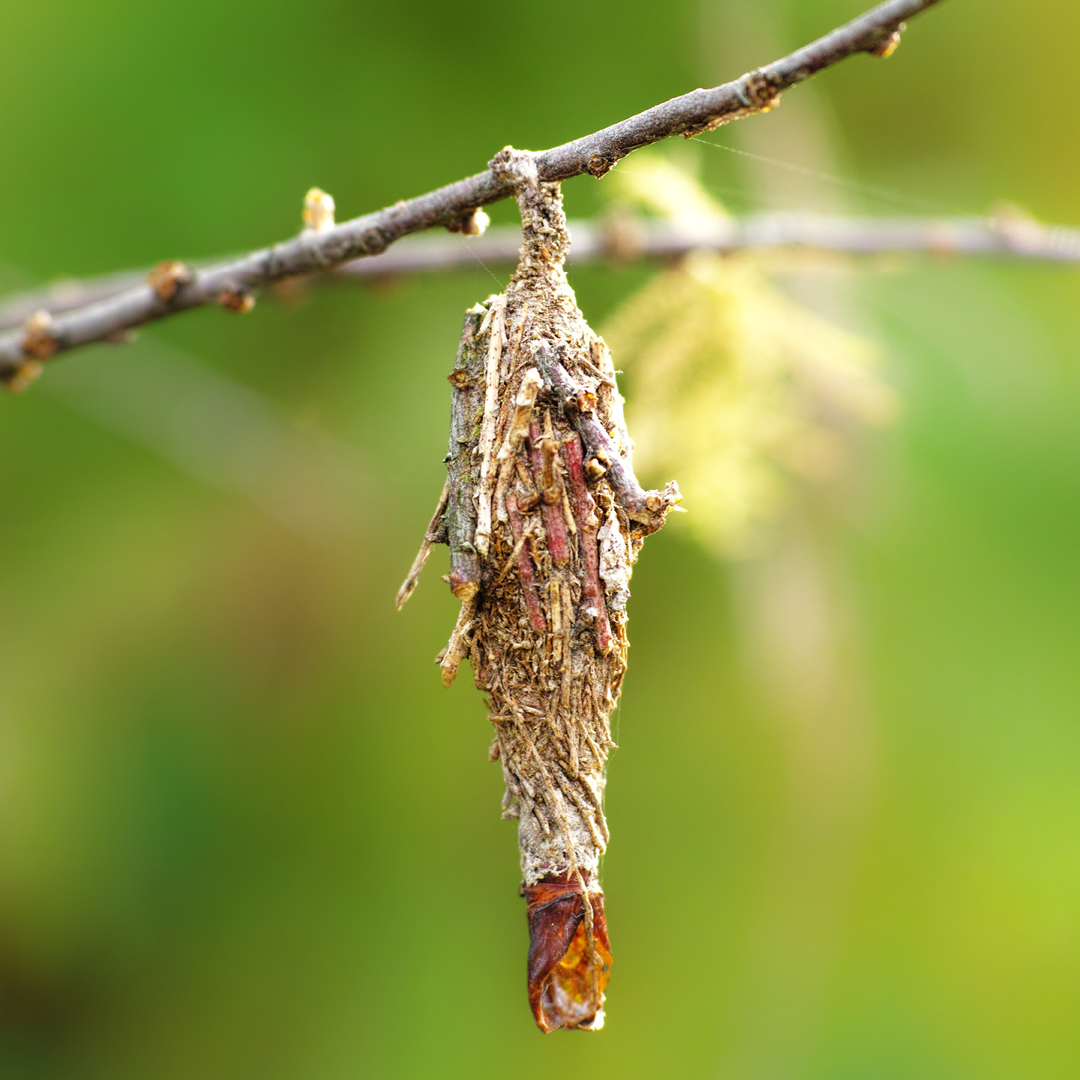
[0,0,945,381]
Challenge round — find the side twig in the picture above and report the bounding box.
[533,345,681,536]
[0,0,945,381]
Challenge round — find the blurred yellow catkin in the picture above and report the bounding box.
[603,155,896,555]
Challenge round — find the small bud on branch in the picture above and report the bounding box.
[146,261,193,302]
[302,188,337,233]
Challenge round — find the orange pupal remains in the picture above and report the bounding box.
[525,878,612,1032]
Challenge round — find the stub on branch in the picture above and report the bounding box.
[397,146,679,1031]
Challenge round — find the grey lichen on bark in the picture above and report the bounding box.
[403,146,680,1031]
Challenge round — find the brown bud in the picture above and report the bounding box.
[21,311,58,362]
[461,209,490,236]
[146,260,193,301]
[587,153,614,179]
[218,290,255,314]
[446,209,490,236]
[741,70,781,111]
[870,27,903,58]
[3,361,43,394]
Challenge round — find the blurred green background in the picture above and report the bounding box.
[1,1,1079,1077]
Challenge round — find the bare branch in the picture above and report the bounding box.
[334,212,1080,276]
[5,208,1076,336]
[0,0,945,380]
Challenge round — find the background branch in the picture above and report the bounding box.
[339,212,1080,273]
[2,209,1075,337]
[0,0,944,380]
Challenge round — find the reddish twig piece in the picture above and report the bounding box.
[563,435,613,654]
[506,492,547,634]
[528,422,572,567]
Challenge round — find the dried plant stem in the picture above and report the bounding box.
[395,479,449,610]
[0,0,945,381]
